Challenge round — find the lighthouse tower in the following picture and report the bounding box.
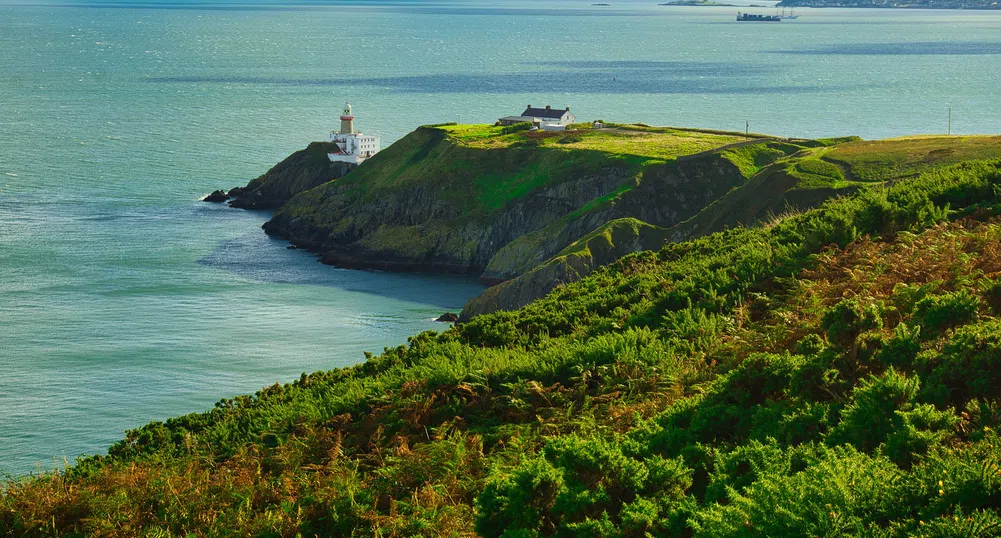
[339,103,355,134]
[328,102,380,164]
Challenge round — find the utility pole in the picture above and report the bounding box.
[948,107,952,136]
[746,120,749,136]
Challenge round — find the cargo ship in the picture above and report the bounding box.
[736,11,781,21]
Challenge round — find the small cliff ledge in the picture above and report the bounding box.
[227,142,356,210]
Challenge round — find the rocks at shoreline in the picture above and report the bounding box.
[435,312,459,322]
[202,142,355,210]
[202,189,230,203]
[227,143,355,210]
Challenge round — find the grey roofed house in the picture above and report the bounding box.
[498,115,536,125]
[498,105,576,126]
[522,105,571,120]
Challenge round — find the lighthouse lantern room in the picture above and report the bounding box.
[328,103,380,164]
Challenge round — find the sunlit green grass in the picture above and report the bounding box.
[434,123,752,161]
[826,135,1001,182]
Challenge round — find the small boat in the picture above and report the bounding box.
[737,11,781,21]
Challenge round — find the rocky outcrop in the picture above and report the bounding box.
[202,190,229,203]
[227,142,356,210]
[263,128,644,275]
[265,128,768,284]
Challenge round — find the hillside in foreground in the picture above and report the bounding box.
[4,133,1001,535]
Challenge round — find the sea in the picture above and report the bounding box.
[1,0,1000,477]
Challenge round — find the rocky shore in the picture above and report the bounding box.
[204,141,355,209]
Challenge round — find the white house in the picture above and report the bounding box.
[498,105,576,130]
[329,103,380,164]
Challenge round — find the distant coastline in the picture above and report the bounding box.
[658,0,757,6]
[777,0,999,8]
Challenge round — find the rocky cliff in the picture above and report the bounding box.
[227,142,356,209]
[461,218,672,319]
[263,126,688,274]
[477,145,759,283]
[460,138,884,320]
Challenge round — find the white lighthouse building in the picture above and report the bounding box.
[328,103,380,164]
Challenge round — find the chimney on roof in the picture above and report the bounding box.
[545,105,551,110]
[527,104,531,108]
[566,107,570,111]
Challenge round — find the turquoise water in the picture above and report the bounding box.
[2,1,1000,476]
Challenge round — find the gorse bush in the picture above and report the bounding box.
[501,121,534,134]
[822,298,884,349]
[4,160,1001,536]
[911,290,981,334]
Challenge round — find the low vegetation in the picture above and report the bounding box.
[4,140,1001,536]
[825,135,1001,182]
[434,123,754,162]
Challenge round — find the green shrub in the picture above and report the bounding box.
[982,278,1001,314]
[916,320,1001,406]
[795,333,828,357]
[891,281,942,315]
[912,290,980,335]
[894,433,1001,523]
[476,435,692,537]
[502,121,534,134]
[829,368,919,452]
[776,401,833,446]
[822,299,884,349]
[875,322,922,368]
[704,438,787,503]
[692,447,900,537]
[884,404,957,467]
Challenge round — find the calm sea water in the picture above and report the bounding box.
[2,0,1000,476]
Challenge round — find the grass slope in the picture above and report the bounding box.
[440,124,754,162]
[826,135,1001,182]
[5,154,1001,536]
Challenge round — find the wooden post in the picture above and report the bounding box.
[746,120,749,135]
[948,107,951,135]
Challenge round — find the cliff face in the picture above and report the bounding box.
[478,149,751,283]
[460,140,867,320]
[228,142,356,210]
[461,218,671,320]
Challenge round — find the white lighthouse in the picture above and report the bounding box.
[328,103,380,164]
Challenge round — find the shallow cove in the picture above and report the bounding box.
[0,199,485,475]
